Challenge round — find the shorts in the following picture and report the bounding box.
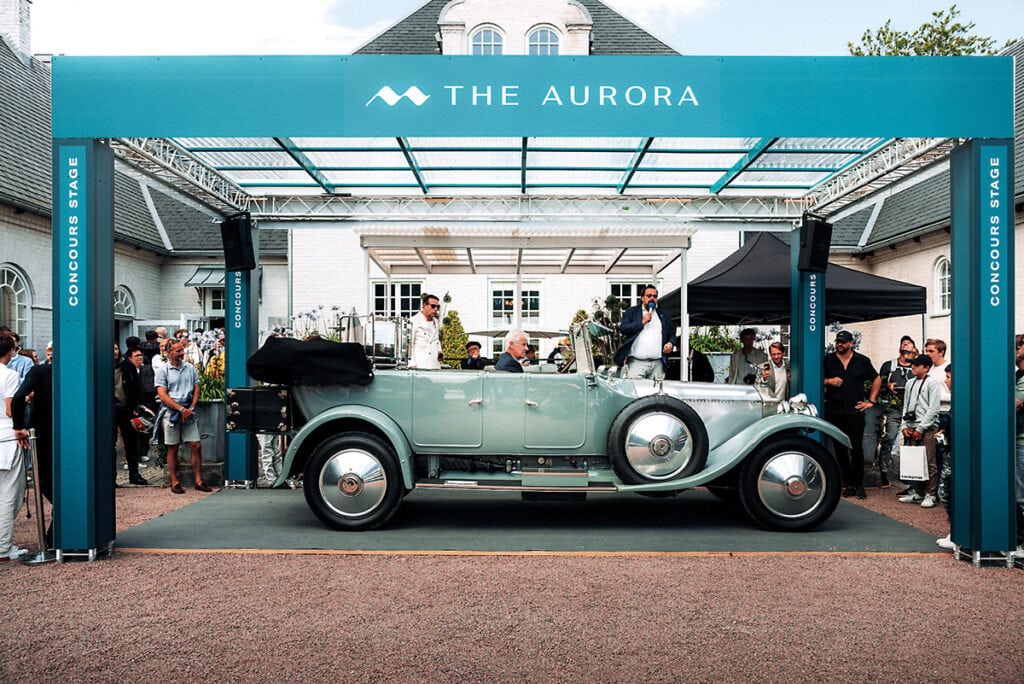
[161,410,201,445]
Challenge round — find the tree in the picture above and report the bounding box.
[689,326,740,354]
[440,308,468,369]
[848,5,1008,56]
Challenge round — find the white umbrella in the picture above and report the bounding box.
[467,328,566,339]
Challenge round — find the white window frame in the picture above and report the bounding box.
[608,281,652,308]
[372,281,423,318]
[528,27,560,55]
[207,287,226,316]
[113,285,136,319]
[490,282,540,326]
[471,26,504,55]
[0,264,31,339]
[933,256,951,315]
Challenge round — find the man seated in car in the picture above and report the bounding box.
[461,341,491,370]
[494,330,528,373]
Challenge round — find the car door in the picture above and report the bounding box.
[410,371,484,448]
[523,373,587,448]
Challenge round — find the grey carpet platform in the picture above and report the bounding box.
[115,489,939,553]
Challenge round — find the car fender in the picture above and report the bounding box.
[279,405,415,490]
[617,413,851,493]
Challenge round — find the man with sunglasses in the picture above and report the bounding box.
[615,285,677,380]
[408,293,443,370]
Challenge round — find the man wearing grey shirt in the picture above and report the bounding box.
[897,354,942,508]
[155,339,209,494]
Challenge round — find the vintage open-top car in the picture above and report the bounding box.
[231,323,850,532]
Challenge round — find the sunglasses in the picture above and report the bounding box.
[427,303,440,309]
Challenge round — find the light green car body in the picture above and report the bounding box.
[274,321,850,533]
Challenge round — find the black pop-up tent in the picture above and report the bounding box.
[660,232,927,325]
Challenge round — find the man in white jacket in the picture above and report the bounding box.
[408,293,443,370]
[897,353,942,509]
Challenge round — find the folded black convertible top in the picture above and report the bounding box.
[246,337,373,385]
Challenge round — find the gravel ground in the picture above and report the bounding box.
[2,477,1023,682]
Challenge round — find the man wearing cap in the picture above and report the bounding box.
[824,330,880,499]
[897,353,942,508]
[461,341,491,370]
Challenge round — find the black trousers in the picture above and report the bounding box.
[827,411,866,488]
[114,405,141,477]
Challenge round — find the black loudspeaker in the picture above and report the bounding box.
[220,212,256,271]
[797,215,833,273]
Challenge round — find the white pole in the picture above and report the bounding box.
[680,245,689,381]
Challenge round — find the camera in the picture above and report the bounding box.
[936,432,947,446]
[743,373,756,385]
[902,411,916,422]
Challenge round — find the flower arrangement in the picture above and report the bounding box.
[188,328,226,401]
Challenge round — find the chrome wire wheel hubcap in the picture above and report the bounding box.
[624,413,692,480]
[319,448,387,518]
[757,451,826,519]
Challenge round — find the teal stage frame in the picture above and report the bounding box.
[49,54,1015,558]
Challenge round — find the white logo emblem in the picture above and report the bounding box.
[366,86,431,107]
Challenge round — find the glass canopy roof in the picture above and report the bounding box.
[173,135,888,199]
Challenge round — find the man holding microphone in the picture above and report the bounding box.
[615,285,677,380]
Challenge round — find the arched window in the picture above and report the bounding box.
[933,257,950,314]
[0,265,31,337]
[528,28,560,55]
[114,285,136,318]
[471,27,503,55]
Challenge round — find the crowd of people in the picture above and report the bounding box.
[2,286,1024,557]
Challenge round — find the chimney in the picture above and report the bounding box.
[0,0,32,64]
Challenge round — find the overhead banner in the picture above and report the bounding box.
[51,55,1013,139]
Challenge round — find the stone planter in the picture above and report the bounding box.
[196,399,225,463]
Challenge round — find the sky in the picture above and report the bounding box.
[27,0,1021,57]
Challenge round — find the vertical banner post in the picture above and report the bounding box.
[949,139,1015,554]
[224,263,259,485]
[51,139,115,559]
[790,227,825,412]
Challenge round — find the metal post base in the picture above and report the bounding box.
[20,550,57,565]
[56,541,115,563]
[953,545,1018,568]
[224,479,256,489]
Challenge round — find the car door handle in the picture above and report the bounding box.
[524,399,538,407]
[468,398,483,406]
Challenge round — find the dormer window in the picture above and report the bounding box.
[471,27,504,55]
[528,27,560,55]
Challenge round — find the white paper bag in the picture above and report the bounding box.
[899,445,928,481]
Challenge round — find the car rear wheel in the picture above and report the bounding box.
[737,436,841,531]
[304,432,402,531]
[608,396,709,485]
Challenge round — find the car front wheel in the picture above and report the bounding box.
[737,436,841,531]
[304,432,402,531]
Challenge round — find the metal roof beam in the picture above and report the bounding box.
[250,196,810,222]
[807,137,954,213]
[273,137,335,194]
[397,137,429,193]
[709,137,778,194]
[616,137,654,194]
[110,137,246,213]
